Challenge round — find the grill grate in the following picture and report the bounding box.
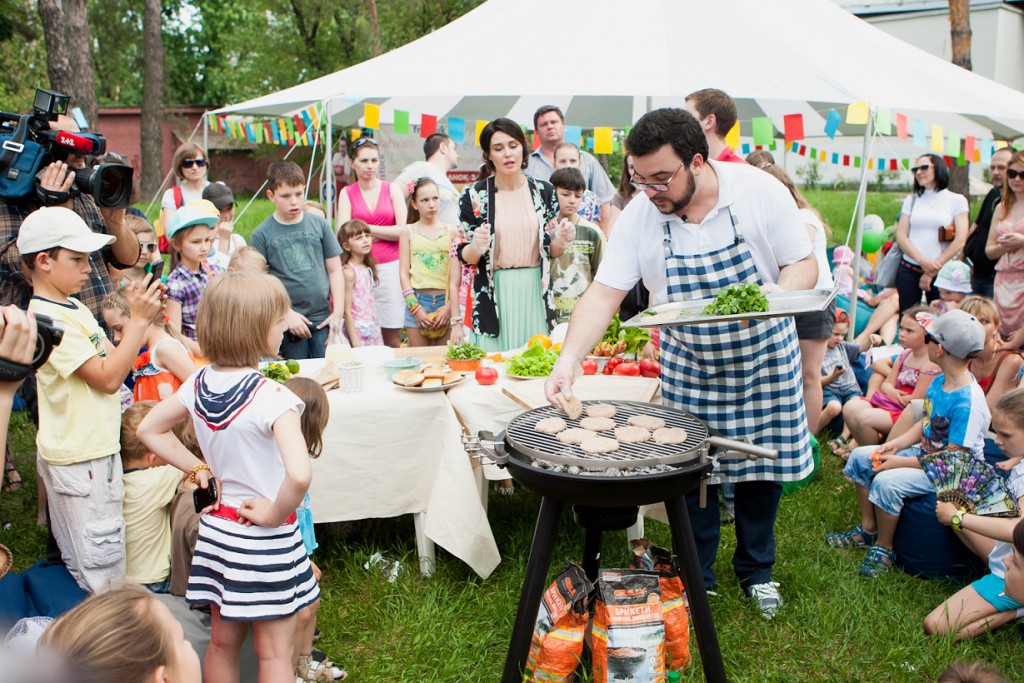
[505,401,709,471]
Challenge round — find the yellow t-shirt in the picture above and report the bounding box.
[28,297,121,465]
[123,465,184,584]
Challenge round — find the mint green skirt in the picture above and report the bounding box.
[470,267,549,352]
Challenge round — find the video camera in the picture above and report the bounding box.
[0,89,134,209]
[0,313,63,383]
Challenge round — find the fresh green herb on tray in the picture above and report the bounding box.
[593,314,651,356]
[261,360,299,384]
[506,343,559,376]
[446,341,486,361]
[702,284,769,316]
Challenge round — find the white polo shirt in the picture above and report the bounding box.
[595,160,813,306]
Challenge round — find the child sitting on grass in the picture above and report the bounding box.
[119,400,186,592]
[818,310,878,434]
[826,309,990,578]
[930,260,973,315]
[924,389,1024,639]
[831,304,939,456]
[285,377,347,681]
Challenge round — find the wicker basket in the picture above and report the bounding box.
[0,543,11,580]
[338,362,365,393]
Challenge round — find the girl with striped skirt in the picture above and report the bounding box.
[139,272,319,682]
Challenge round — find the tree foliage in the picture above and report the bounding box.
[0,0,49,111]
[83,0,485,108]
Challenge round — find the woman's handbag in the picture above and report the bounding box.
[874,242,903,288]
[938,224,956,243]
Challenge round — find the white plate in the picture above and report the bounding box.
[394,376,466,392]
[504,372,549,380]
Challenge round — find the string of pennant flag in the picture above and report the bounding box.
[208,100,1019,164]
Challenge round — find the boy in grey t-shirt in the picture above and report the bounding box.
[819,311,875,432]
[251,161,344,359]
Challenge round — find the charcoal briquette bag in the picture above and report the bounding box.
[524,562,593,682]
[630,540,690,670]
[591,569,666,683]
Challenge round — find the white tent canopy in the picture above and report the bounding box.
[215,0,1024,139]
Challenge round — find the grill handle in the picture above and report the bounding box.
[474,430,509,466]
[706,436,778,461]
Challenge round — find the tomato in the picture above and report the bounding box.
[580,358,599,375]
[639,359,661,378]
[613,361,640,376]
[475,367,499,385]
[606,356,625,371]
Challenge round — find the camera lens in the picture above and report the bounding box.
[75,164,134,208]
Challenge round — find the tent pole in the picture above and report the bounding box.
[325,98,334,229]
[848,108,874,339]
[202,110,209,160]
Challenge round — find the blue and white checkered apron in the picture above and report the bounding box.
[659,209,812,483]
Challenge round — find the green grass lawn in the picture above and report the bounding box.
[2,416,1019,681]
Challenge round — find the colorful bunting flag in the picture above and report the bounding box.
[363,103,380,130]
[475,120,488,146]
[564,125,583,146]
[946,130,961,156]
[725,121,740,151]
[930,124,944,153]
[846,101,869,125]
[751,117,773,146]
[896,113,908,140]
[913,120,926,147]
[783,114,804,143]
[875,108,891,135]
[824,108,842,139]
[981,139,993,164]
[594,127,613,154]
[394,110,409,135]
[448,117,465,144]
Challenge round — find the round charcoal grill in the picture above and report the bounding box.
[472,400,777,683]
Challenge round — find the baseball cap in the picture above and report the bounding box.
[16,207,115,255]
[934,260,972,294]
[202,182,234,211]
[915,309,986,360]
[167,204,218,239]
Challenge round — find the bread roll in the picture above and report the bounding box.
[397,372,425,387]
[422,377,443,388]
[443,371,462,385]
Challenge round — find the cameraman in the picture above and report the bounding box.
[0,114,140,317]
[0,306,36,482]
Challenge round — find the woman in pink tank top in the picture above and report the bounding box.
[336,137,407,346]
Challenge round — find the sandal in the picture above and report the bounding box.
[825,524,877,549]
[2,464,23,493]
[858,544,896,578]
[826,435,850,455]
[296,654,348,681]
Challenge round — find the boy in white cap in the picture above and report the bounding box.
[931,260,973,314]
[19,206,164,592]
[827,309,990,578]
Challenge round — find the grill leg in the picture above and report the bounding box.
[664,495,727,683]
[581,526,602,582]
[502,496,563,683]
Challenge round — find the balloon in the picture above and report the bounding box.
[862,214,884,234]
[861,231,884,254]
[866,251,878,266]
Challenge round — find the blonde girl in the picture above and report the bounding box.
[960,296,1024,416]
[102,286,199,402]
[339,219,383,347]
[39,583,201,683]
[836,304,940,453]
[285,377,347,681]
[399,177,462,346]
[138,272,318,683]
[164,203,219,357]
[925,389,1024,639]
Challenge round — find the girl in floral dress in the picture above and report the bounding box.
[339,220,383,347]
[986,150,1024,348]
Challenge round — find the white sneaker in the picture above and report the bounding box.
[746,581,783,620]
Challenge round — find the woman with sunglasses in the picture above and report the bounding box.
[160,143,211,251]
[985,151,1024,349]
[336,137,407,347]
[894,154,969,313]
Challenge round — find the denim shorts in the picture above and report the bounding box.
[404,291,447,328]
[823,385,862,407]
[843,444,932,516]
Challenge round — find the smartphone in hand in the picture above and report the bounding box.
[193,477,218,513]
[147,259,165,281]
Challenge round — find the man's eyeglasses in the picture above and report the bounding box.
[911,164,933,173]
[1006,169,1023,180]
[630,162,685,193]
[352,138,378,150]
[141,242,158,253]
[181,158,207,169]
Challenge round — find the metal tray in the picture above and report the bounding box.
[622,288,838,329]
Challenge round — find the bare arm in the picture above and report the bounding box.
[342,266,360,347]
[138,397,205,475]
[317,256,346,331]
[335,190,353,229]
[163,299,203,357]
[100,207,142,266]
[544,282,628,403]
[776,252,818,291]
[238,410,312,527]
[985,210,1009,261]
[152,336,198,384]
[398,226,414,294]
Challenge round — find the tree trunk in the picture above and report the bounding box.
[140,0,164,199]
[37,0,98,131]
[948,0,972,199]
[366,0,382,56]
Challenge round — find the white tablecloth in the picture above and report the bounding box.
[302,361,500,579]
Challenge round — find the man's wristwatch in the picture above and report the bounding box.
[950,508,967,532]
